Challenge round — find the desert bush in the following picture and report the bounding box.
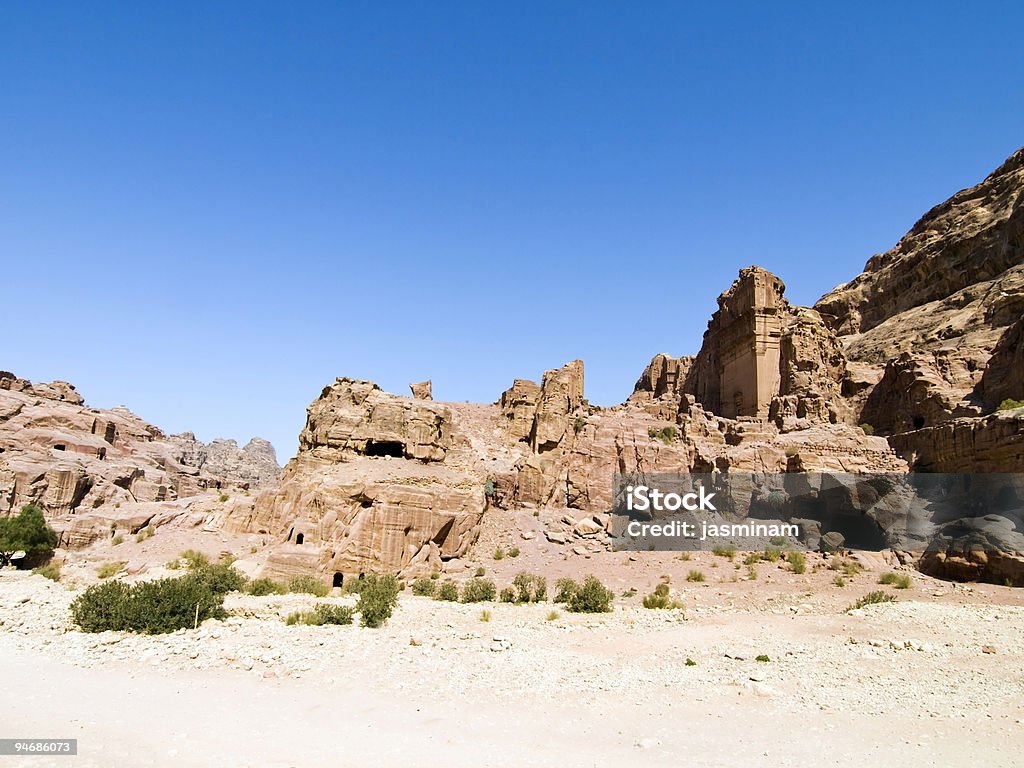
[245,578,287,596]
[686,570,705,583]
[512,572,547,603]
[833,575,847,587]
[71,575,226,634]
[879,572,912,589]
[474,567,486,577]
[859,423,875,436]
[33,563,61,581]
[111,534,124,546]
[553,577,578,603]
[756,654,771,663]
[830,558,863,576]
[284,606,353,626]
[493,546,505,560]
[411,577,436,597]
[648,426,677,444]
[97,561,127,579]
[356,574,401,628]
[998,398,1024,410]
[479,609,491,622]
[288,575,329,597]
[461,577,496,603]
[712,545,736,560]
[685,657,697,666]
[218,493,230,503]
[436,580,459,602]
[190,562,246,594]
[507,546,520,558]
[762,548,782,562]
[743,552,761,566]
[746,565,758,580]
[546,609,559,621]
[642,582,683,609]
[787,551,807,574]
[567,575,613,613]
[0,504,57,567]
[848,590,896,611]
[180,550,210,569]
[500,587,516,603]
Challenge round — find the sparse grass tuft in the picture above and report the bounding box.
[755,654,771,663]
[493,546,505,560]
[786,551,807,574]
[686,570,705,583]
[246,578,287,596]
[111,534,124,546]
[685,657,697,666]
[474,567,486,577]
[33,563,61,581]
[848,590,896,611]
[97,561,126,579]
[180,550,210,570]
[712,545,736,561]
[546,610,559,621]
[479,609,491,622]
[507,546,520,558]
[833,575,847,588]
[879,572,912,589]
[218,493,229,503]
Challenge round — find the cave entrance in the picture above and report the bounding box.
[332,572,343,588]
[296,532,304,545]
[912,415,925,430]
[365,440,405,458]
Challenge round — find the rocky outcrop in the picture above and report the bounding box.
[532,360,585,453]
[409,380,433,400]
[888,409,1024,473]
[815,147,1024,339]
[978,318,1024,409]
[0,373,281,536]
[860,352,981,435]
[300,378,452,462]
[167,434,282,488]
[499,379,542,442]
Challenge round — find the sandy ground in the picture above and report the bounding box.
[3,549,1024,768]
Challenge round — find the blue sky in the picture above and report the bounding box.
[2,2,1022,459]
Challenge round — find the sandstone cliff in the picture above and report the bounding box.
[0,371,281,546]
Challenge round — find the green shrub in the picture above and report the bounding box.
[218,493,230,503]
[180,550,210,570]
[0,504,57,567]
[461,577,496,603]
[567,575,613,613]
[493,546,505,560]
[512,572,547,603]
[685,657,697,666]
[285,606,353,627]
[859,423,875,436]
[474,567,486,577]
[33,563,61,581]
[642,583,683,609]
[553,577,578,603]
[189,563,246,594]
[787,551,807,574]
[648,426,677,444]
[356,574,401,628]
[879,572,912,589]
[245,578,287,596]
[97,561,127,579]
[686,570,705,583]
[288,575,329,597]
[499,587,515,603]
[411,577,436,597]
[833,575,847,587]
[762,548,782,563]
[712,545,736,560]
[436,580,459,601]
[71,575,226,634]
[755,654,771,663]
[998,398,1024,411]
[743,552,762,566]
[848,590,896,611]
[315,604,355,625]
[507,546,520,558]
[746,565,758,581]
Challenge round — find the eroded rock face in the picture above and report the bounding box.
[979,318,1024,409]
[888,410,1024,473]
[409,380,433,400]
[532,360,585,452]
[300,378,452,462]
[815,147,1024,339]
[0,373,281,546]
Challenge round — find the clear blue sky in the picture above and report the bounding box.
[2,2,1022,459]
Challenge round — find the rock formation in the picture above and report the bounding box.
[0,372,281,546]
[409,380,433,400]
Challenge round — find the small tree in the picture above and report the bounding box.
[0,504,58,567]
[356,574,401,628]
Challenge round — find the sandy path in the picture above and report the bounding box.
[2,641,1018,768]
